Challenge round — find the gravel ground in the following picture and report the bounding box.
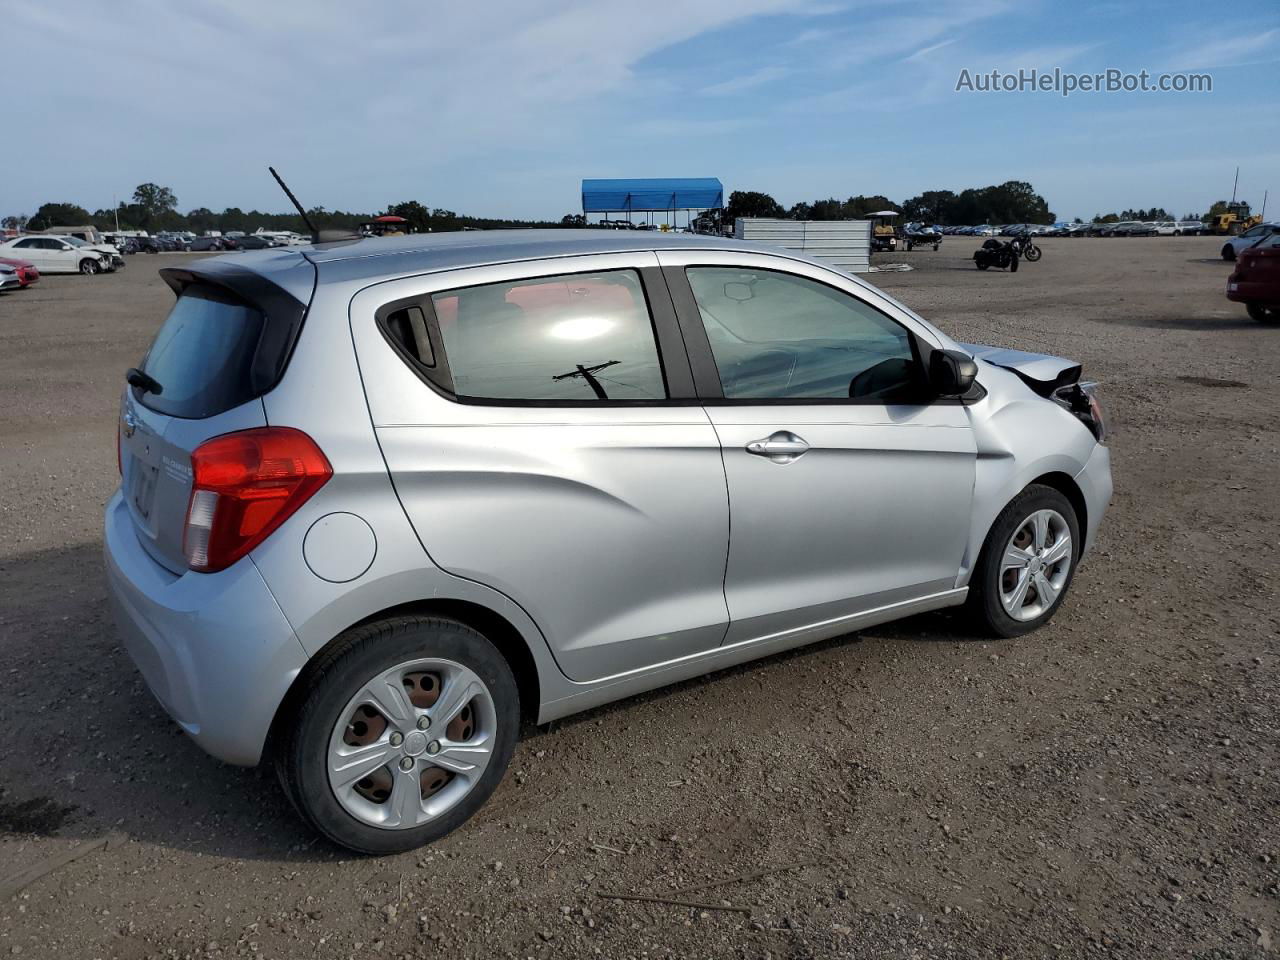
[0,238,1276,959]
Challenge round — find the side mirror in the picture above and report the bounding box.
[929,349,978,397]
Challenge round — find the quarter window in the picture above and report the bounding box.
[685,267,927,402]
[430,269,667,402]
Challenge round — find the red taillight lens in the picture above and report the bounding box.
[183,427,332,573]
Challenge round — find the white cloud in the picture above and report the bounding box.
[701,66,790,96]
[6,0,821,216]
[1163,26,1280,70]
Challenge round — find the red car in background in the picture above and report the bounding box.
[1227,235,1280,324]
[0,256,39,288]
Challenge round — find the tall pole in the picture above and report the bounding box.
[1262,190,1268,221]
[1231,167,1239,205]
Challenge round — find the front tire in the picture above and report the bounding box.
[966,485,1081,638]
[276,616,519,854]
[79,258,99,275]
[1023,244,1042,262]
[1221,244,1236,261]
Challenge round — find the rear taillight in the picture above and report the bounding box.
[183,427,332,573]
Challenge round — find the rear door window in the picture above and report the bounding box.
[137,284,265,418]
[428,269,667,402]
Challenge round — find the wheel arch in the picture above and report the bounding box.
[265,597,544,764]
[1027,470,1087,546]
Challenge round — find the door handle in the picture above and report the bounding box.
[745,431,809,463]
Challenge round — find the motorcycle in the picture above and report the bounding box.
[973,238,1020,271]
[1010,234,1042,262]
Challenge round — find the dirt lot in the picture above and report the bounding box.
[1,237,1276,960]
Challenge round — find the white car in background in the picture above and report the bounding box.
[0,235,111,274]
[1175,220,1203,236]
[62,234,126,269]
[1220,222,1280,261]
[1153,221,1178,236]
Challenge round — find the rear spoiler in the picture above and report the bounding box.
[159,261,313,399]
[959,342,1081,397]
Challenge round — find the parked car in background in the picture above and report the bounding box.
[62,234,125,269]
[1227,232,1280,323]
[0,256,40,287]
[1174,220,1203,236]
[106,230,1111,853]
[1219,222,1280,261]
[1103,221,1155,237]
[188,236,225,252]
[233,234,273,250]
[974,225,997,237]
[0,235,109,274]
[1153,221,1178,236]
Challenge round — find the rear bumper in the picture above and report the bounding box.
[1226,280,1280,305]
[1073,442,1112,560]
[103,490,309,765]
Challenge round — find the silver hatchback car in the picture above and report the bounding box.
[106,231,1111,853]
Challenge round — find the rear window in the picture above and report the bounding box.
[137,285,265,418]
[427,269,667,402]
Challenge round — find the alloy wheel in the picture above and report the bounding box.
[998,508,1072,622]
[326,657,496,830]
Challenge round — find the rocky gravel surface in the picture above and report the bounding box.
[0,238,1276,959]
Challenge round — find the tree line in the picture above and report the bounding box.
[3,184,564,235]
[6,180,1231,236]
[721,180,1056,226]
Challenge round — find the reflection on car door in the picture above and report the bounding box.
[349,253,731,683]
[11,239,48,271]
[659,250,977,646]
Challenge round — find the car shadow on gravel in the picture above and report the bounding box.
[0,539,980,862]
[526,607,977,740]
[0,542,333,862]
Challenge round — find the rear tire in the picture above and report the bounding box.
[79,258,99,275]
[1247,302,1280,325]
[276,616,519,854]
[966,484,1081,638]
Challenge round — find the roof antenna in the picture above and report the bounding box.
[268,167,359,245]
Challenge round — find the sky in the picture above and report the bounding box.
[7,0,1280,223]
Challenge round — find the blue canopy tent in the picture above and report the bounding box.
[581,178,723,228]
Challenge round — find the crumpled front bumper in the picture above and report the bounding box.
[1073,441,1112,560]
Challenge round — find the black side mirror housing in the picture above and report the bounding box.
[929,349,978,397]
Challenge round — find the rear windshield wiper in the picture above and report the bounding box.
[126,367,164,395]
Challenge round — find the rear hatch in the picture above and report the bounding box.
[119,260,313,574]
